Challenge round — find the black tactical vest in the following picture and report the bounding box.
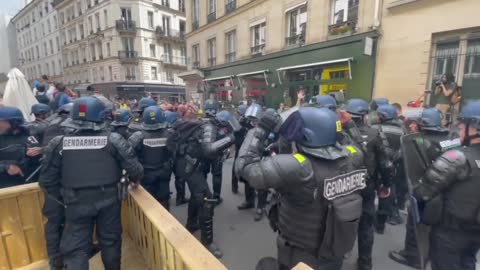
[61,131,120,189]
[42,115,68,147]
[423,131,451,160]
[277,155,353,252]
[0,135,28,162]
[444,145,480,225]
[375,123,405,151]
[141,130,169,169]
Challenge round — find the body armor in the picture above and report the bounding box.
[141,130,170,170]
[61,131,121,188]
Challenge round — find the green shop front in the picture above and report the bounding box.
[201,31,378,108]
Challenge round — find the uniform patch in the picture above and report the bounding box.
[63,136,108,150]
[28,136,39,144]
[294,153,306,163]
[324,169,367,200]
[439,138,461,151]
[143,138,167,147]
[336,121,342,132]
[346,145,357,154]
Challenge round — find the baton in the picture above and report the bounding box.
[25,165,42,183]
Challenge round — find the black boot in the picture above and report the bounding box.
[200,201,223,258]
[176,197,189,206]
[214,196,223,206]
[388,250,420,269]
[357,257,372,270]
[254,208,265,222]
[49,256,64,270]
[237,201,254,210]
[186,222,200,233]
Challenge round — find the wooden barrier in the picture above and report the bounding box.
[123,186,228,270]
[0,184,47,270]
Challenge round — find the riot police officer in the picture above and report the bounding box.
[202,100,225,204]
[232,104,248,194]
[407,100,480,270]
[236,107,365,270]
[179,110,238,258]
[389,107,454,269]
[344,99,395,270]
[128,97,156,133]
[236,103,269,221]
[165,110,189,205]
[28,103,51,145]
[366,98,389,126]
[0,106,29,188]
[129,106,173,210]
[110,109,132,139]
[42,103,74,146]
[372,104,407,234]
[315,95,337,110]
[39,97,143,270]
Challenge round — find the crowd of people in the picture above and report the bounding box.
[0,72,479,270]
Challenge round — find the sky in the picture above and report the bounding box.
[1,0,23,17]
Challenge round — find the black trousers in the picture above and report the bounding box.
[42,189,65,261]
[245,181,268,209]
[174,157,188,199]
[142,168,172,210]
[186,169,215,245]
[277,235,342,270]
[402,208,420,261]
[60,187,122,270]
[357,185,376,262]
[204,158,223,199]
[430,225,480,270]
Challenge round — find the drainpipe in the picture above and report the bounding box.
[373,0,381,28]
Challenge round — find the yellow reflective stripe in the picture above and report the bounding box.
[336,121,342,132]
[346,145,357,154]
[294,153,306,163]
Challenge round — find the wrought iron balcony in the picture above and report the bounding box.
[162,55,187,69]
[251,44,265,56]
[116,20,137,34]
[285,33,305,47]
[156,27,185,42]
[225,52,236,63]
[207,12,216,23]
[225,0,236,15]
[119,50,139,63]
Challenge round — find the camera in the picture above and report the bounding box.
[435,80,442,86]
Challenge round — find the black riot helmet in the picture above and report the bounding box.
[215,110,241,132]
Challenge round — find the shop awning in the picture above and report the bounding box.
[203,75,233,82]
[276,57,353,84]
[236,70,269,77]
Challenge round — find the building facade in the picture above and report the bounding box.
[374,0,480,105]
[180,0,380,108]
[12,0,64,83]
[52,0,187,101]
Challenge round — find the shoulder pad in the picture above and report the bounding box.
[441,149,468,166]
[127,131,143,146]
[45,135,64,151]
[42,135,64,165]
[271,153,314,184]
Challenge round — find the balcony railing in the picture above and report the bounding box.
[251,44,265,56]
[192,20,199,31]
[162,55,188,69]
[225,0,237,15]
[119,50,139,63]
[126,75,136,80]
[225,52,236,63]
[208,57,216,67]
[156,27,185,42]
[328,20,356,36]
[207,12,216,23]
[116,20,137,33]
[285,33,305,47]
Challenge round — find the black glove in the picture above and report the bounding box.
[258,111,280,133]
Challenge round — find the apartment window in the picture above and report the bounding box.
[286,5,307,46]
[164,43,172,62]
[41,23,45,35]
[95,13,101,31]
[251,22,266,55]
[150,44,156,57]
[179,0,185,12]
[225,0,236,14]
[125,65,136,80]
[36,46,40,59]
[331,0,359,25]
[77,2,82,15]
[107,43,111,57]
[104,10,108,28]
[147,11,154,29]
[161,0,170,7]
[207,0,216,23]
[207,38,216,66]
[192,0,200,30]
[192,44,200,68]
[166,70,174,83]
[100,66,105,81]
[225,30,236,63]
[43,42,48,56]
[80,24,85,38]
[52,61,56,75]
[55,37,60,52]
[162,16,171,35]
[108,66,113,81]
[97,42,103,58]
[122,37,135,52]
[121,8,132,22]
[465,40,480,77]
[47,19,51,33]
[433,42,459,80]
[90,43,96,60]
[180,46,187,64]
[88,16,93,33]
[46,63,50,75]
[49,39,54,54]
[151,66,158,80]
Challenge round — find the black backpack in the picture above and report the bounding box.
[166,120,204,155]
